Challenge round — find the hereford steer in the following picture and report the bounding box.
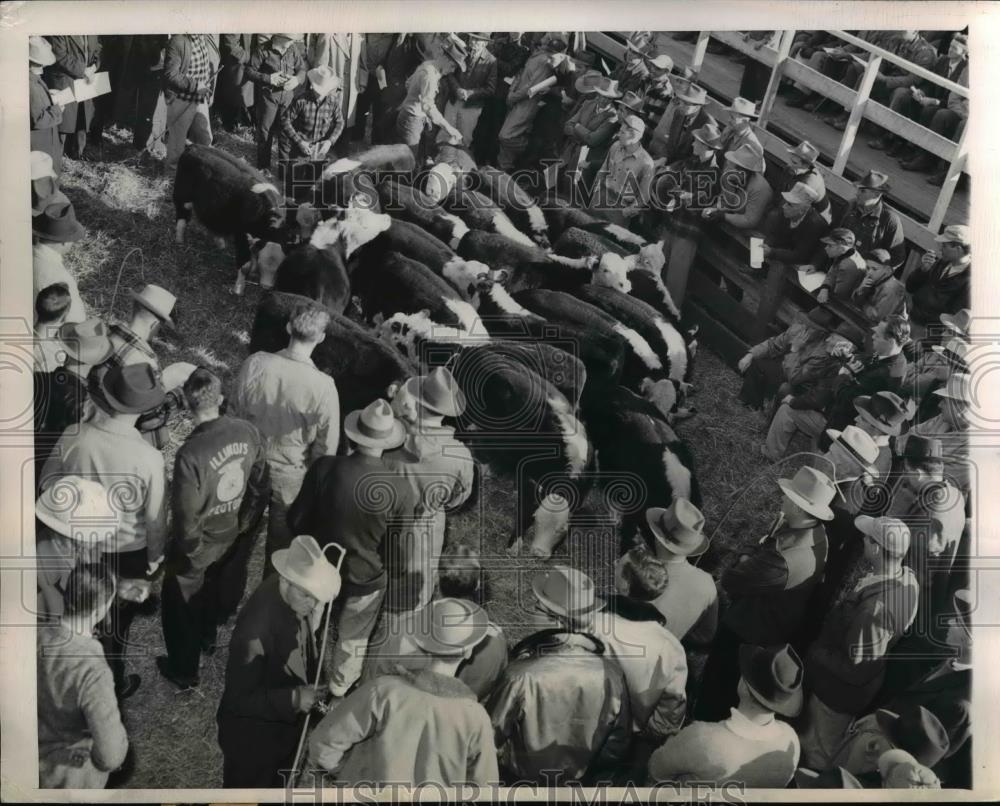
[471,166,550,247]
[441,185,537,248]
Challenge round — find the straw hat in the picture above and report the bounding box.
[307,65,341,97]
[855,515,911,559]
[29,36,56,67]
[739,643,804,717]
[130,284,177,327]
[36,476,119,545]
[343,398,406,449]
[531,565,604,618]
[273,535,343,603]
[402,367,466,417]
[646,499,708,557]
[825,424,880,470]
[412,597,489,656]
[777,466,836,521]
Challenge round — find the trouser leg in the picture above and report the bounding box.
[160,573,203,680]
[765,403,827,460]
[255,95,280,170]
[263,494,294,578]
[738,356,784,409]
[164,98,198,172]
[327,588,387,696]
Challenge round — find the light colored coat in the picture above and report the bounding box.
[650,556,719,644]
[648,707,800,787]
[33,243,86,324]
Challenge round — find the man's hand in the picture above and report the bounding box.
[296,685,320,713]
[315,140,333,159]
[283,75,300,91]
[456,88,470,102]
[147,556,164,577]
[85,65,98,82]
[196,83,211,102]
[738,353,753,373]
[817,288,830,303]
[761,243,772,258]
[702,207,721,221]
[446,127,463,145]
[269,72,286,87]
[921,250,938,269]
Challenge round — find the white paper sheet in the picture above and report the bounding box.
[72,71,111,102]
[797,268,828,292]
[749,237,765,268]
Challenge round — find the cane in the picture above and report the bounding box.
[287,541,347,790]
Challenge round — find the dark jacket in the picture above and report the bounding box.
[656,105,714,165]
[169,415,269,591]
[835,201,906,269]
[721,522,828,644]
[163,34,221,104]
[765,207,830,265]
[906,258,971,324]
[245,38,307,107]
[29,70,63,164]
[288,454,418,595]
[44,36,101,134]
[825,351,907,429]
[443,49,498,106]
[818,248,866,299]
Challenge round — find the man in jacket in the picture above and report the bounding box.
[349,33,398,141]
[439,33,498,150]
[279,66,345,196]
[906,224,971,330]
[44,36,101,160]
[216,34,256,131]
[306,597,499,787]
[695,466,834,721]
[703,141,773,231]
[834,170,906,270]
[162,33,220,174]
[559,73,621,192]
[649,644,804,788]
[231,303,340,575]
[40,363,168,699]
[812,228,867,303]
[637,54,676,139]
[488,566,631,785]
[594,114,655,225]
[30,37,65,173]
[770,140,831,222]
[218,535,342,787]
[245,34,307,171]
[852,249,907,323]
[761,181,830,268]
[158,368,270,690]
[647,500,719,646]
[648,80,712,163]
[382,369,475,612]
[288,399,416,697]
[799,516,919,769]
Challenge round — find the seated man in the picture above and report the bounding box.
[769,140,830,222]
[593,113,655,226]
[811,228,867,303]
[906,224,971,333]
[761,181,829,269]
[649,644,803,788]
[702,141,773,232]
[851,248,907,323]
[834,171,905,271]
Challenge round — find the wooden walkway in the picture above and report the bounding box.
[653,34,969,228]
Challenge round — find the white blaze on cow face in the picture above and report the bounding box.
[485,284,532,316]
[661,446,693,501]
[342,207,391,257]
[592,253,632,294]
[492,212,536,248]
[640,377,678,420]
[612,323,662,372]
[440,214,469,249]
[525,204,548,238]
[601,223,648,247]
[443,257,490,302]
[424,162,457,204]
[547,395,589,478]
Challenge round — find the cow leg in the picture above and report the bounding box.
[231,233,252,296]
[174,202,194,243]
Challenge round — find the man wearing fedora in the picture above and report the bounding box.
[159,368,270,690]
[906,224,971,330]
[824,702,950,781]
[559,74,621,192]
[594,114,655,226]
[231,303,340,575]
[29,37,66,173]
[382,368,475,612]
[288,399,417,698]
[880,587,972,787]
[647,500,719,647]
[162,33,220,174]
[703,141,773,232]
[834,170,905,271]
[647,80,712,164]
[395,41,467,163]
[306,597,499,786]
[852,248,908,323]
[439,33,497,151]
[497,33,574,173]
[246,34,308,172]
[760,181,830,269]
[695,466,833,722]
[40,362,168,699]
[799,516,919,769]
[591,546,689,749]
[910,372,972,499]
[650,643,804,788]
[719,96,762,155]
[809,229,867,304]
[488,565,631,785]
[44,35,101,161]
[278,65,345,196]
[218,534,342,787]
[772,140,831,223]
[33,199,87,326]
[610,38,653,97]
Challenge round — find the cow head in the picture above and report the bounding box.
[423,162,458,204]
[443,257,492,302]
[376,311,426,363]
[250,181,286,232]
[634,241,666,276]
[592,253,632,294]
[311,206,391,258]
[640,377,697,423]
[232,238,286,296]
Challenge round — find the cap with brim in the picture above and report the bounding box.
[161,361,198,392]
[130,284,177,328]
[934,224,970,246]
[98,362,166,414]
[33,200,85,244]
[645,54,674,71]
[411,597,490,656]
[646,499,708,557]
[344,398,406,449]
[36,476,119,545]
[273,535,343,603]
[777,465,836,521]
[58,318,114,366]
[531,565,604,618]
[738,643,804,717]
[621,114,645,135]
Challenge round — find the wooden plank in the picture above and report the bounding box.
[687,268,759,339]
[585,31,626,65]
[832,53,882,176]
[692,31,711,76]
[685,300,751,365]
[709,30,778,67]
[864,101,958,162]
[757,30,796,128]
[830,30,969,98]
[782,58,856,109]
[929,131,968,233]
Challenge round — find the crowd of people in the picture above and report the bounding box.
[29,29,972,793]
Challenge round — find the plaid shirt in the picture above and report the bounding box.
[280,90,344,154]
[174,34,211,102]
[641,77,673,144]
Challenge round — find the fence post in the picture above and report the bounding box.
[831,53,883,176]
[756,30,796,129]
[928,121,968,233]
[692,32,710,76]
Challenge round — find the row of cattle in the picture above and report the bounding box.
[171,142,701,554]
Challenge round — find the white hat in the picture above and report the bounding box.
[29,36,56,67]
[31,151,56,181]
[307,65,341,97]
[273,535,344,603]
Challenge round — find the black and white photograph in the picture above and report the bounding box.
[1,1,998,801]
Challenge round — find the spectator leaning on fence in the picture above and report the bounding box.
[162,33,220,174]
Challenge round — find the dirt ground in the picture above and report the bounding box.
[56,126,816,789]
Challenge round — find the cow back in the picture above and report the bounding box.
[272,244,351,315]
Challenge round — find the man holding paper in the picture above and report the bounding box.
[44,36,101,161]
[30,37,65,173]
[246,34,308,172]
[162,34,220,174]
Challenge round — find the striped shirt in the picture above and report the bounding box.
[641,77,673,139]
[175,34,211,102]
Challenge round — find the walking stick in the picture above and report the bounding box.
[287,541,346,790]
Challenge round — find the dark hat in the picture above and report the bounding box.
[615,90,645,114]
[853,391,914,435]
[901,434,944,463]
[875,705,950,769]
[793,766,863,789]
[855,169,891,193]
[805,306,837,330]
[441,39,468,72]
[738,643,804,717]
[98,363,166,414]
[33,199,85,243]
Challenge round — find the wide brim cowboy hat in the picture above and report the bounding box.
[646,500,708,557]
[411,597,490,656]
[531,565,605,618]
[875,707,951,769]
[940,308,971,336]
[594,78,623,99]
[574,69,604,95]
[98,362,167,415]
[343,399,407,449]
[692,123,724,149]
[786,141,819,164]
[615,91,645,113]
[777,466,836,521]
[33,199,85,244]
[441,39,468,72]
[273,535,344,603]
[402,368,467,417]
[130,284,177,329]
[307,65,341,97]
[58,319,115,366]
[674,83,708,105]
[724,142,766,174]
[739,643,804,717]
[727,96,760,118]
